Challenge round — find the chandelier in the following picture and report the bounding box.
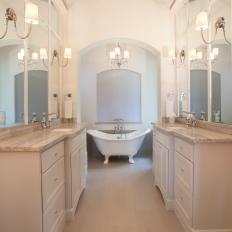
[109,43,129,68]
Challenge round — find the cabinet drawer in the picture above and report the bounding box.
[175,152,193,192]
[43,185,65,232]
[175,138,193,162]
[71,130,86,152]
[41,141,64,173]
[156,131,169,148]
[42,157,65,211]
[175,179,192,225]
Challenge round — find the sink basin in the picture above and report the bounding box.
[52,128,73,132]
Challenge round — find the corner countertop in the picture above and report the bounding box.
[0,123,86,152]
[153,123,232,144]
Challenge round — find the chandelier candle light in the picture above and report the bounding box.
[109,43,129,68]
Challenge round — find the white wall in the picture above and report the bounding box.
[79,44,159,128]
[64,0,176,120]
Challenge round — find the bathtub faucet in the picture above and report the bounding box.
[113,118,125,135]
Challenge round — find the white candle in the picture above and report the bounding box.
[124,50,129,59]
[110,51,115,59]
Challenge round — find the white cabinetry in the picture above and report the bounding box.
[153,129,174,210]
[174,137,232,232]
[0,141,66,232]
[65,129,87,220]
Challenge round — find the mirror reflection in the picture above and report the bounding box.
[0,0,24,127]
[211,0,232,124]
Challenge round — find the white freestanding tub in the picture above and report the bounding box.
[87,128,151,164]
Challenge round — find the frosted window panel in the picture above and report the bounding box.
[97,69,141,123]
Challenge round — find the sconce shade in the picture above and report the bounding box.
[32,52,38,60]
[189,49,197,60]
[40,48,48,59]
[124,50,129,59]
[18,52,24,60]
[196,12,208,31]
[168,50,176,60]
[212,47,219,56]
[25,3,39,25]
[196,51,203,60]
[64,48,72,59]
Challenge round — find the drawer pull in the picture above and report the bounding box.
[180,196,184,202]
[181,168,185,173]
[54,210,60,216]
[54,152,58,157]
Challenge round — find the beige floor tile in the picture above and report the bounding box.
[63,156,184,232]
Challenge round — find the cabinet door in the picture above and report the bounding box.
[161,146,169,196]
[71,149,82,205]
[155,142,162,186]
[80,146,86,190]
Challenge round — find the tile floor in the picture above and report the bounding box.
[64,156,184,232]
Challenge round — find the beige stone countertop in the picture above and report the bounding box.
[153,123,232,144]
[0,123,86,152]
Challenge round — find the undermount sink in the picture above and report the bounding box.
[52,128,73,132]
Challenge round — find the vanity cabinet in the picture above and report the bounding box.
[65,129,87,220]
[174,137,232,232]
[153,129,175,210]
[0,141,66,232]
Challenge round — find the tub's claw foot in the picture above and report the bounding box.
[104,155,109,164]
[129,156,134,164]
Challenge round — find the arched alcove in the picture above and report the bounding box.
[78,38,160,129]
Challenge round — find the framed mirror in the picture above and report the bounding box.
[27,0,49,123]
[210,0,232,124]
[188,0,209,121]
[0,0,25,127]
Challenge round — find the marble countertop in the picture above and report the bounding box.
[0,123,86,152]
[154,123,232,144]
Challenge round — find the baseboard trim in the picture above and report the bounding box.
[175,203,232,232]
[192,229,232,232]
[165,199,174,211]
[66,187,85,221]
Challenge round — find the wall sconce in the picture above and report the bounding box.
[0,3,39,40]
[189,47,219,64]
[196,11,231,45]
[168,49,185,64]
[40,48,72,67]
[17,48,39,65]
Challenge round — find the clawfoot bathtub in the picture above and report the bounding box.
[87,128,151,164]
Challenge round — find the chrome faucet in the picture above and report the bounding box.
[40,112,57,129]
[113,118,125,136]
[182,111,198,127]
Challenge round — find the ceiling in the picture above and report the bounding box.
[62,0,176,9]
